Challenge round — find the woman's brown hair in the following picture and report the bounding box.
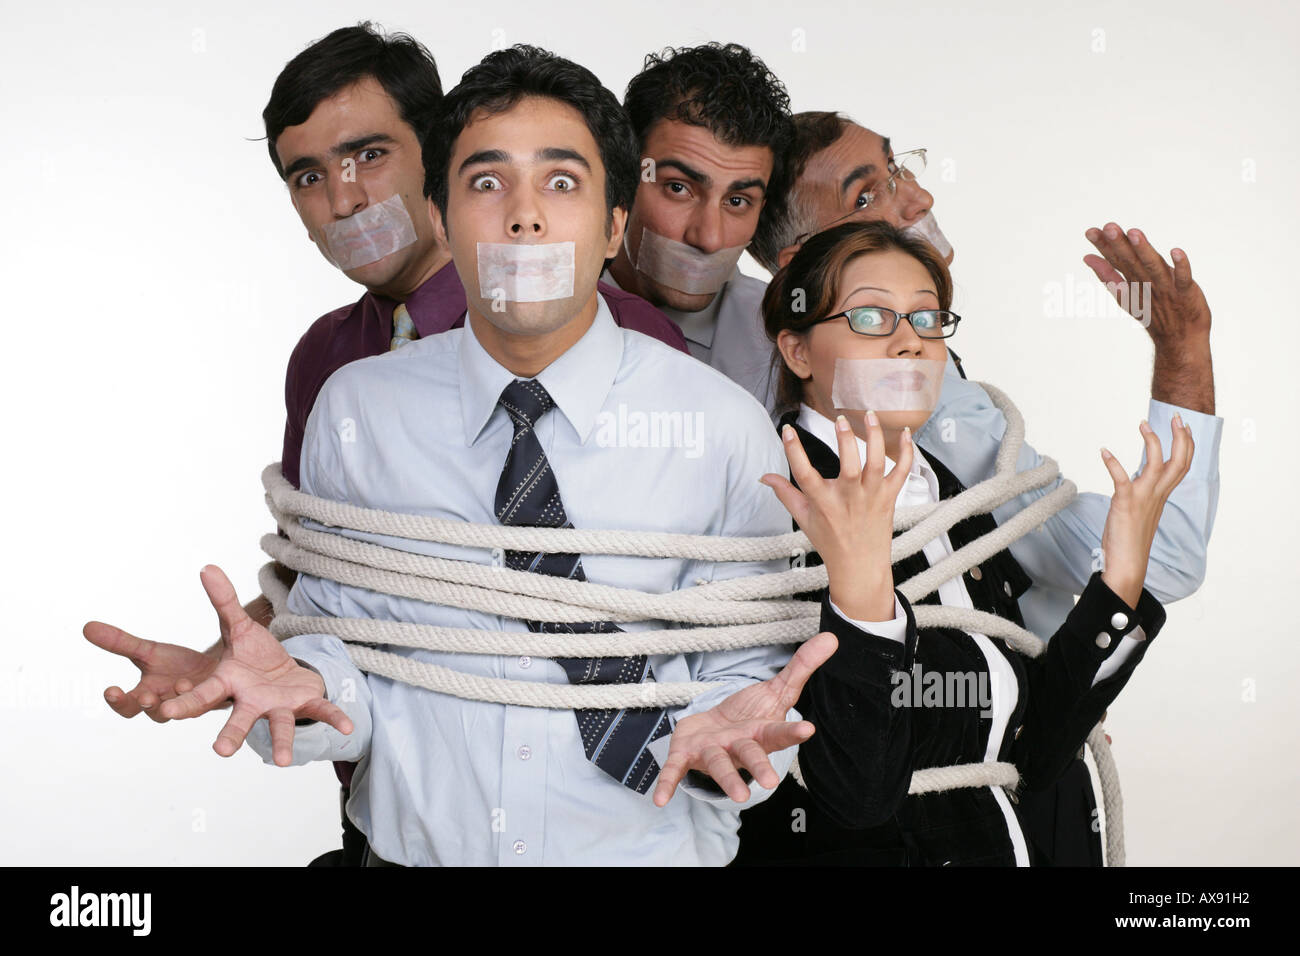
[762,219,954,411]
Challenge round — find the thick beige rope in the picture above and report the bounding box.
[261,380,1125,865]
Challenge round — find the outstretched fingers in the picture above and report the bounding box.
[1158,418,1196,496]
[780,424,824,493]
[158,672,230,721]
[653,750,692,807]
[213,701,264,758]
[1171,248,1194,292]
[772,631,839,709]
[730,738,780,790]
[1099,446,1131,495]
[298,696,354,737]
[760,472,810,528]
[834,415,863,481]
[199,565,250,641]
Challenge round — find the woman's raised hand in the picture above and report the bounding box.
[1097,418,1196,608]
[761,412,912,622]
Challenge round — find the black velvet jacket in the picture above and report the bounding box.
[734,413,1166,866]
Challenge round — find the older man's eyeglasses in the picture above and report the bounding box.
[813,305,961,339]
[795,148,929,245]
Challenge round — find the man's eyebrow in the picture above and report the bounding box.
[727,177,767,194]
[655,159,711,187]
[336,133,398,155]
[282,133,397,180]
[536,147,591,170]
[458,148,511,174]
[840,164,878,196]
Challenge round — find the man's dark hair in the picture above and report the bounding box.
[749,111,853,274]
[623,43,794,253]
[423,45,639,229]
[262,22,443,179]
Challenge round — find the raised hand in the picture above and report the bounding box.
[158,565,353,765]
[1083,223,1211,345]
[652,631,839,807]
[761,410,913,622]
[1097,418,1196,607]
[83,621,222,722]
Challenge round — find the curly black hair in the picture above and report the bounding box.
[262,22,443,180]
[423,45,639,230]
[623,43,794,253]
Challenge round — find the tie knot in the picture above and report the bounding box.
[498,378,555,429]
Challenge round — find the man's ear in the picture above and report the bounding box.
[776,241,801,271]
[427,196,448,246]
[776,328,812,381]
[604,206,629,259]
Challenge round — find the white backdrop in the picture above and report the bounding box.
[2,0,1296,865]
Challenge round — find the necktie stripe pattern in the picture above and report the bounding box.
[390,303,418,351]
[493,378,670,793]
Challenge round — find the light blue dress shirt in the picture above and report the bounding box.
[916,353,1223,639]
[247,295,798,866]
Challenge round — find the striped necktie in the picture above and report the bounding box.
[390,303,418,351]
[494,378,670,794]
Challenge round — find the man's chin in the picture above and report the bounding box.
[338,251,407,289]
[639,274,720,314]
[476,299,580,337]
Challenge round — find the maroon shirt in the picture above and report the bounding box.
[281,261,688,488]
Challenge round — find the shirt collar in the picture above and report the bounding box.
[459,294,624,447]
[795,402,938,498]
[378,260,469,338]
[600,266,738,351]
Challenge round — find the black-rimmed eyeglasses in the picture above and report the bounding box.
[812,306,961,339]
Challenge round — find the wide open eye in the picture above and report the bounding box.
[847,307,892,333]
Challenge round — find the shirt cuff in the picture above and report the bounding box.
[1071,572,1166,686]
[1092,628,1147,686]
[828,594,908,643]
[1147,398,1223,482]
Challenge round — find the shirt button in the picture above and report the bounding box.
[518,656,532,669]
[1003,581,1014,598]
[517,745,532,761]
[512,840,527,855]
[1110,612,1129,631]
[969,566,983,581]
[1095,632,1112,649]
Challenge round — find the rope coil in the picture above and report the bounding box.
[262,381,1124,865]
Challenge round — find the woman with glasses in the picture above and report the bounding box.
[733,220,1194,866]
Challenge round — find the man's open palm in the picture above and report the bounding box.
[157,565,352,765]
[653,631,838,806]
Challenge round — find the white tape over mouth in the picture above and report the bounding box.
[830,357,947,412]
[477,241,576,302]
[902,211,953,261]
[317,193,419,271]
[631,227,746,295]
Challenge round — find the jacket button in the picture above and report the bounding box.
[1095,632,1112,649]
[969,566,983,581]
[1110,612,1128,631]
[1003,581,1014,597]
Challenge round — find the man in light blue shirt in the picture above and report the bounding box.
[747,112,1222,640]
[159,46,837,866]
